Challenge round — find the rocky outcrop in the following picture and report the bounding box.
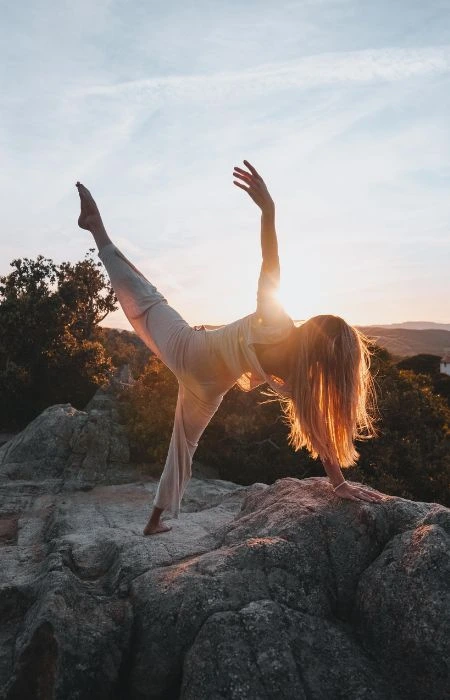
[0,472,448,700]
[0,366,135,486]
[0,434,16,449]
[0,370,448,699]
[0,366,218,487]
[0,402,131,484]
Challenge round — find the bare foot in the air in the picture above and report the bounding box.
[143,519,173,536]
[76,182,105,232]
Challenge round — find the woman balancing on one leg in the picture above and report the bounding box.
[76,160,389,535]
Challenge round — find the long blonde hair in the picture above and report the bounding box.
[279,314,378,467]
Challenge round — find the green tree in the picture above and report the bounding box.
[95,327,151,378]
[396,353,450,408]
[0,249,117,428]
[117,356,178,464]
[396,353,441,376]
[342,346,449,505]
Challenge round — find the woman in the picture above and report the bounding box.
[76,160,389,536]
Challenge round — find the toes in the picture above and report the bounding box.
[76,183,99,217]
[76,182,91,198]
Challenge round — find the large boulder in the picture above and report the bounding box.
[0,366,136,485]
[0,401,130,484]
[0,473,447,700]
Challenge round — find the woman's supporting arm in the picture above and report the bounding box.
[322,457,390,502]
[321,457,346,487]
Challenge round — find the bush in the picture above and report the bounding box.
[117,356,178,463]
[95,327,151,378]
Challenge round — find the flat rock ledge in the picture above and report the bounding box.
[0,471,448,700]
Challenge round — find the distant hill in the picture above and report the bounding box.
[356,327,450,359]
[375,322,450,332]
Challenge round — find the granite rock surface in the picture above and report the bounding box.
[0,376,448,699]
[0,471,448,700]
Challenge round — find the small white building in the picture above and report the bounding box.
[440,353,450,376]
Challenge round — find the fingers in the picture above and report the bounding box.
[243,159,261,179]
[340,484,388,503]
[233,172,263,194]
[233,170,251,183]
[233,168,262,187]
[233,180,250,192]
[233,166,250,176]
[233,167,263,203]
[233,162,259,179]
[356,490,386,503]
[233,181,261,207]
[233,162,264,185]
[233,170,260,201]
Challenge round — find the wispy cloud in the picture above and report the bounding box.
[75,45,450,102]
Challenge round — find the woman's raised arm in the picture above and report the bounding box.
[233,160,279,281]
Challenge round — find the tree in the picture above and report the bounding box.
[94,327,151,378]
[355,347,450,505]
[0,249,117,428]
[396,353,450,408]
[396,353,441,376]
[117,356,178,463]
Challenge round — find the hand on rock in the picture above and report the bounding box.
[334,482,392,503]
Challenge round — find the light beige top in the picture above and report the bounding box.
[207,267,295,395]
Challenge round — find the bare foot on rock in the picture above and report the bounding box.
[76,182,104,232]
[143,520,173,536]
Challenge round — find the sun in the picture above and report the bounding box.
[276,279,307,322]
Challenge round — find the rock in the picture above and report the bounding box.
[0,366,136,486]
[0,402,131,485]
[0,474,448,700]
[0,434,17,449]
[0,366,447,697]
[0,364,220,488]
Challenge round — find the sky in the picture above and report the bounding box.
[1,0,449,329]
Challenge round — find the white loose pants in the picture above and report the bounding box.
[98,243,235,519]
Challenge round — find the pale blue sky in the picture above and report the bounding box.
[1,0,449,328]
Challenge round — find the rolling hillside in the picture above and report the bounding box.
[356,327,450,359]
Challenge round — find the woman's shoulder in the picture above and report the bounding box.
[249,309,294,345]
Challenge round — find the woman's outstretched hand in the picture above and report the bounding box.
[333,482,393,503]
[233,160,275,215]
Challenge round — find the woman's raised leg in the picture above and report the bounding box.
[76,182,197,534]
[76,182,190,373]
[76,182,112,251]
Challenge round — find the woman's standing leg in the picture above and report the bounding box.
[144,383,224,532]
